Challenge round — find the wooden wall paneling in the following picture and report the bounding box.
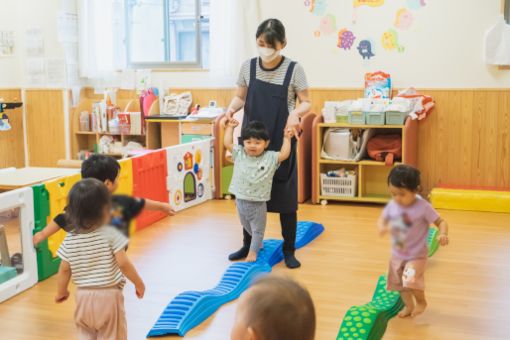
[0,89,25,168]
[25,89,66,167]
[497,92,510,187]
[483,91,499,186]
[459,90,474,186]
[102,87,510,196]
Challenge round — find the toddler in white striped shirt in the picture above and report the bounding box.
[55,178,145,340]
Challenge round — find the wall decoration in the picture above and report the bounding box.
[357,40,375,59]
[314,30,321,37]
[353,0,385,8]
[394,8,414,30]
[337,29,356,50]
[319,14,337,36]
[165,139,212,211]
[407,0,426,10]
[305,0,328,16]
[382,29,404,52]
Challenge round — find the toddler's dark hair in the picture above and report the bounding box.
[66,178,111,232]
[241,121,270,141]
[388,164,421,191]
[256,18,286,48]
[81,154,120,183]
[243,275,316,340]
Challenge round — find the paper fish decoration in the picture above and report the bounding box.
[382,29,404,52]
[319,14,336,35]
[357,40,375,59]
[337,29,356,50]
[394,8,414,30]
[308,0,327,16]
[407,0,426,10]
[353,0,385,8]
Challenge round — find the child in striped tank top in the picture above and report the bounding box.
[55,178,145,340]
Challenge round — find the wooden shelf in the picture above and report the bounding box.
[318,123,404,129]
[312,115,419,205]
[76,131,96,135]
[319,159,401,166]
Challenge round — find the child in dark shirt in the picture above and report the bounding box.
[33,155,175,244]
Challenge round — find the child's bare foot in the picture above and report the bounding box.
[246,251,257,262]
[398,306,414,318]
[411,302,427,317]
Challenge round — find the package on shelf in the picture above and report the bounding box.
[108,118,120,135]
[395,87,435,120]
[97,135,122,155]
[118,112,143,135]
[364,71,391,99]
[362,98,389,113]
[322,100,353,123]
[79,111,90,131]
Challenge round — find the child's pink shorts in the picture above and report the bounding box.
[387,257,427,291]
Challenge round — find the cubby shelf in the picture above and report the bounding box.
[311,118,418,204]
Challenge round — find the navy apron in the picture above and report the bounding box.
[242,57,298,213]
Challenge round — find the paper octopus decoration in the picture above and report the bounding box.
[357,40,375,59]
[337,29,356,50]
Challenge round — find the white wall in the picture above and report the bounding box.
[264,0,510,88]
[0,0,72,88]
[1,0,509,89]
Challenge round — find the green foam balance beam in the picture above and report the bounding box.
[337,226,440,340]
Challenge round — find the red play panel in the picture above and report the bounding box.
[132,149,169,230]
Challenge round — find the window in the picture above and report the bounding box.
[506,0,510,23]
[126,0,209,68]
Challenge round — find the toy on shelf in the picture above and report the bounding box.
[147,221,325,337]
[0,187,37,303]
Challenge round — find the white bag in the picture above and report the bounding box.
[163,92,193,116]
[484,15,510,66]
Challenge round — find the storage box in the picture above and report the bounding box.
[336,113,349,123]
[348,111,366,125]
[320,173,357,197]
[385,111,408,125]
[366,112,385,125]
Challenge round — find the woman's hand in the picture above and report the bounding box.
[286,112,301,139]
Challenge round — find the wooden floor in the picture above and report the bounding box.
[1,200,510,340]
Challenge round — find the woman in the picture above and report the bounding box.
[226,18,311,268]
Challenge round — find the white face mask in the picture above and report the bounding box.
[257,46,280,62]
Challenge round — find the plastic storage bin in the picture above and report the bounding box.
[366,112,385,125]
[320,174,357,197]
[385,111,408,125]
[348,111,366,125]
[336,114,349,123]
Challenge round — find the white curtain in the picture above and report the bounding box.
[77,0,125,79]
[209,0,261,79]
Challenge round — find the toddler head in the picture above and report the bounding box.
[387,164,421,207]
[66,178,111,233]
[240,121,270,157]
[81,154,121,193]
[231,275,316,340]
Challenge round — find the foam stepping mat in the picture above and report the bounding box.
[336,227,440,340]
[147,221,324,337]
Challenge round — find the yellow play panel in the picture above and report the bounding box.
[45,173,82,256]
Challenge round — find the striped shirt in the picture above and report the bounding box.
[237,56,309,113]
[57,225,129,288]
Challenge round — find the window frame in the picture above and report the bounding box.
[125,0,206,69]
